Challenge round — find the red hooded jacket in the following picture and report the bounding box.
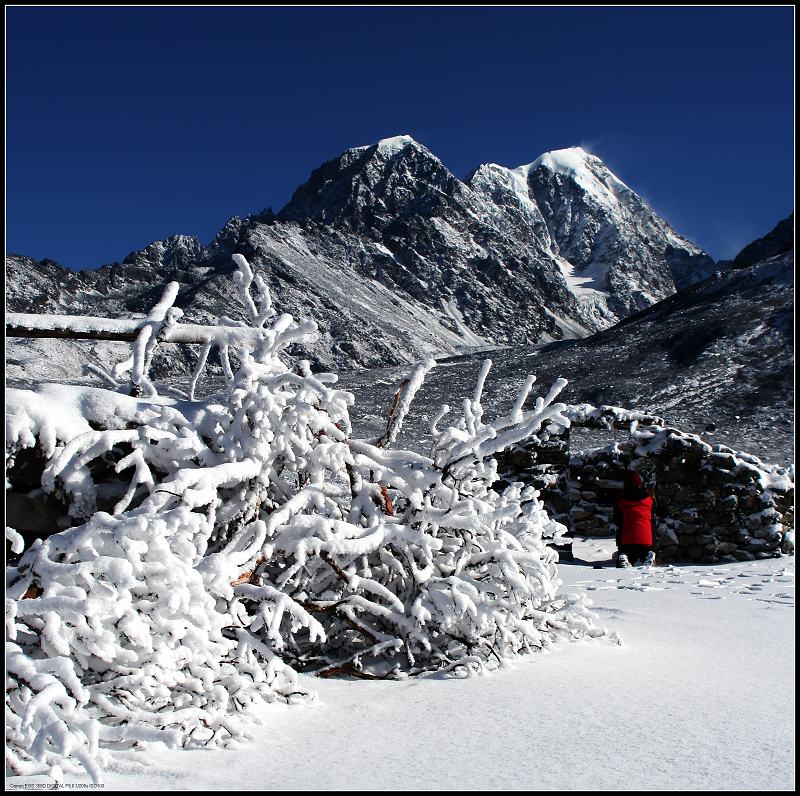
[616,471,655,546]
[617,494,654,545]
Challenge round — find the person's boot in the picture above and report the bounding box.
[617,554,631,568]
[643,551,656,568]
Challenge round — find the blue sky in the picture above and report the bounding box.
[6,6,794,269]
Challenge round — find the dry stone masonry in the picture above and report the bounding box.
[496,404,794,564]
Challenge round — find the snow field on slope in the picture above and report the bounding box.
[9,539,792,791]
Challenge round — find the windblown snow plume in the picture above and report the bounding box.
[6,255,612,783]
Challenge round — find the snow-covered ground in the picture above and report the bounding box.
[8,538,793,792]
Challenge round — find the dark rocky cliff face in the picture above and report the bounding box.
[732,214,793,269]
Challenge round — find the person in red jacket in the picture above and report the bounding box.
[613,469,656,568]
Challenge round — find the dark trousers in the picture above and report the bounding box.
[618,544,653,566]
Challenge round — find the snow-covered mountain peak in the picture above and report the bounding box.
[521,146,630,210]
[350,133,424,158]
[278,133,456,228]
[524,146,601,177]
[341,134,451,177]
[526,144,590,168]
[121,233,205,269]
[375,134,417,154]
[470,147,633,217]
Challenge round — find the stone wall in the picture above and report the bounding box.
[496,404,794,564]
[495,425,574,559]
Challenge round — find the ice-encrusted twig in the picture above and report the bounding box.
[373,357,436,449]
[130,282,181,397]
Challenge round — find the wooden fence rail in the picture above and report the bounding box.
[6,312,270,347]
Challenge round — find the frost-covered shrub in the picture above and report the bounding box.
[6,507,289,782]
[5,254,610,782]
[245,362,607,678]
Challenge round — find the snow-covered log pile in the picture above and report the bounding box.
[496,409,794,564]
[5,255,614,784]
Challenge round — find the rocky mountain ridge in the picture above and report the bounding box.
[8,135,716,380]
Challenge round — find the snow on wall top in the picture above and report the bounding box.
[5,383,217,459]
[6,384,169,458]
